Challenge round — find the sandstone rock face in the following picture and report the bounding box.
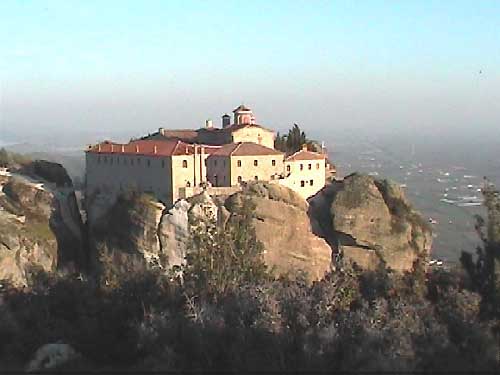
[226,182,333,281]
[89,184,332,281]
[309,174,432,272]
[0,162,85,286]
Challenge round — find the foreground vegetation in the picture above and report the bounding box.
[1,190,500,372]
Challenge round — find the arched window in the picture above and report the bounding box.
[237,160,242,167]
[272,160,276,166]
[237,176,242,183]
[182,160,188,168]
[254,160,258,166]
[300,164,303,170]
[286,165,291,172]
[300,180,305,187]
[316,163,320,169]
[308,164,312,170]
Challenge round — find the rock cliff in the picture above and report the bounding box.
[0,162,85,286]
[309,173,432,271]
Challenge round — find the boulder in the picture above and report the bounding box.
[26,343,80,372]
[226,182,332,281]
[309,173,432,272]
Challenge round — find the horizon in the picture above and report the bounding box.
[1,0,500,144]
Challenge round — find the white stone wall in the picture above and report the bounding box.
[206,155,231,187]
[85,152,173,204]
[229,155,284,186]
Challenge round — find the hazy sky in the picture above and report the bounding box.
[1,0,500,143]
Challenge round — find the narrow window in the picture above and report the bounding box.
[254,176,258,181]
[300,180,305,187]
[300,164,303,170]
[316,163,320,169]
[308,164,312,170]
[237,176,242,183]
[310,179,314,186]
[161,160,165,168]
[182,160,188,168]
[237,160,242,167]
[186,181,191,187]
[147,159,151,167]
[223,175,226,182]
[286,165,291,172]
[137,158,141,165]
[272,160,276,166]
[214,160,217,166]
[254,160,258,166]
[117,158,120,165]
[223,160,226,167]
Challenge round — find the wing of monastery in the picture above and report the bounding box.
[85,105,332,206]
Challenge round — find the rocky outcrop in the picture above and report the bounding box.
[309,173,432,272]
[0,162,85,286]
[225,182,333,281]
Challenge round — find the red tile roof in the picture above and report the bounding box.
[211,142,283,157]
[286,149,326,161]
[86,140,220,157]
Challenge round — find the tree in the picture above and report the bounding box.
[183,197,269,299]
[461,180,500,317]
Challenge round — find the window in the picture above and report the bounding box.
[223,160,226,167]
[182,160,188,168]
[310,179,314,186]
[137,158,141,165]
[300,164,303,170]
[223,175,226,182]
[186,181,191,187]
[272,160,276,166]
[300,180,305,187]
[214,160,217,166]
[254,176,258,181]
[316,163,320,169]
[308,164,312,170]
[271,175,275,180]
[254,160,258,166]
[147,159,151,167]
[286,165,291,172]
[237,176,242,183]
[131,159,134,166]
[237,160,242,167]
[161,160,165,168]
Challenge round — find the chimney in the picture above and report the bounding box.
[135,145,139,153]
[98,144,101,152]
[159,128,165,136]
[121,145,125,153]
[205,119,213,129]
[222,114,231,128]
[154,145,158,154]
[110,144,114,152]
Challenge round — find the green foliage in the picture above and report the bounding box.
[183,197,269,299]
[274,124,318,155]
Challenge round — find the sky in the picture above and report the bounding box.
[1,0,500,144]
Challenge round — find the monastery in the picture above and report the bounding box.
[85,105,331,206]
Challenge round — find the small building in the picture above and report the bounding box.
[278,145,327,199]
